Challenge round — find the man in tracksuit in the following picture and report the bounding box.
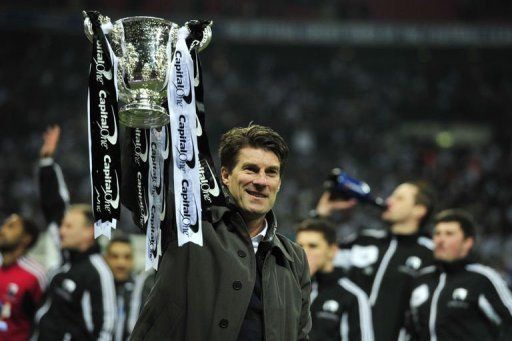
[33,204,117,340]
[104,236,135,341]
[296,219,373,341]
[316,181,436,341]
[406,209,512,340]
[36,126,124,340]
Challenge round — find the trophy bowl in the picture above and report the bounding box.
[85,14,212,128]
[111,16,178,128]
[85,15,179,128]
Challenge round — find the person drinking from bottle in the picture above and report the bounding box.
[314,180,436,341]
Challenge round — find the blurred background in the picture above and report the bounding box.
[1,1,512,277]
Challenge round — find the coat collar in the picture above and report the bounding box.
[269,233,295,263]
[210,204,294,263]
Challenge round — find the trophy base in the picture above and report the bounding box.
[119,103,169,128]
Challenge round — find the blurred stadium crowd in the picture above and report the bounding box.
[3,0,512,21]
[1,3,512,279]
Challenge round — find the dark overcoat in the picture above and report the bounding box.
[131,205,311,340]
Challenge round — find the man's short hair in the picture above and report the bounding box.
[19,216,39,250]
[68,204,94,227]
[296,219,337,245]
[434,209,476,239]
[405,181,436,228]
[106,234,133,253]
[219,124,289,174]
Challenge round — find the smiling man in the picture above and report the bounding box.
[131,124,311,341]
[406,209,512,340]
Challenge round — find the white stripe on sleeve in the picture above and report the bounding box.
[479,294,502,325]
[341,312,349,341]
[127,269,154,332]
[340,278,375,341]
[82,290,94,332]
[90,254,116,341]
[467,264,512,316]
[52,162,70,204]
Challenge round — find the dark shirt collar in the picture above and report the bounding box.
[392,233,421,243]
[64,243,101,263]
[314,267,345,287]
[436,254,476,273]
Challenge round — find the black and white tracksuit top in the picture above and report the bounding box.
[33,245,117,341]
[310,267,374,341]
[338,230,435,341]
[406,257,512,341]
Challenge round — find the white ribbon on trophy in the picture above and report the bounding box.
[168,27,203,248]
[144,127,167,270]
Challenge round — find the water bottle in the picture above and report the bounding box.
[324,168,387,210]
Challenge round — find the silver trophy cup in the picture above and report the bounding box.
[84,14,211,128]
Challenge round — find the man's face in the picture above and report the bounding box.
[382,183,422,226]
[60,209,93,251]
[0,214,28,252]
[105,242,134,282]
[434,221,473,262]
[221,147,281,220]
[296,231,336,276]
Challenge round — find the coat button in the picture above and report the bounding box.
[219,319,229,328]
[232,281,242,290]
[237,250,246,258]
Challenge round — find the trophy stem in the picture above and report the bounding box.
[119,103,169,128]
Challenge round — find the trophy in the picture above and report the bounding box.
[83,11,220,269]
[84,13,212,128]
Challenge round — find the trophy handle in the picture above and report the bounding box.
[82,11,113,43]
[185,20,213,52]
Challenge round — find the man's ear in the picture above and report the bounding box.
[413,205,427,221]
[463,236,474,255]
[328,244,338,259]
[220,167,230,186]
[84,224,95,243]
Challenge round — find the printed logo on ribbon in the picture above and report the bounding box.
[86,11,121,237]
[175,115,196,170]
[134,128,149,166]
[168,27,202,247]
[94,40,113,83]
[145,128,166,270]
[199,159,221,204]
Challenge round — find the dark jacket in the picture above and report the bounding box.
[406,257,512,341]
[340,229,435,341]
[38,157,69,230]
[33,245,117,341]
[113,278,135,341]
[38,158,70,267]
[130,205,311,341]
[310,267,373,341]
